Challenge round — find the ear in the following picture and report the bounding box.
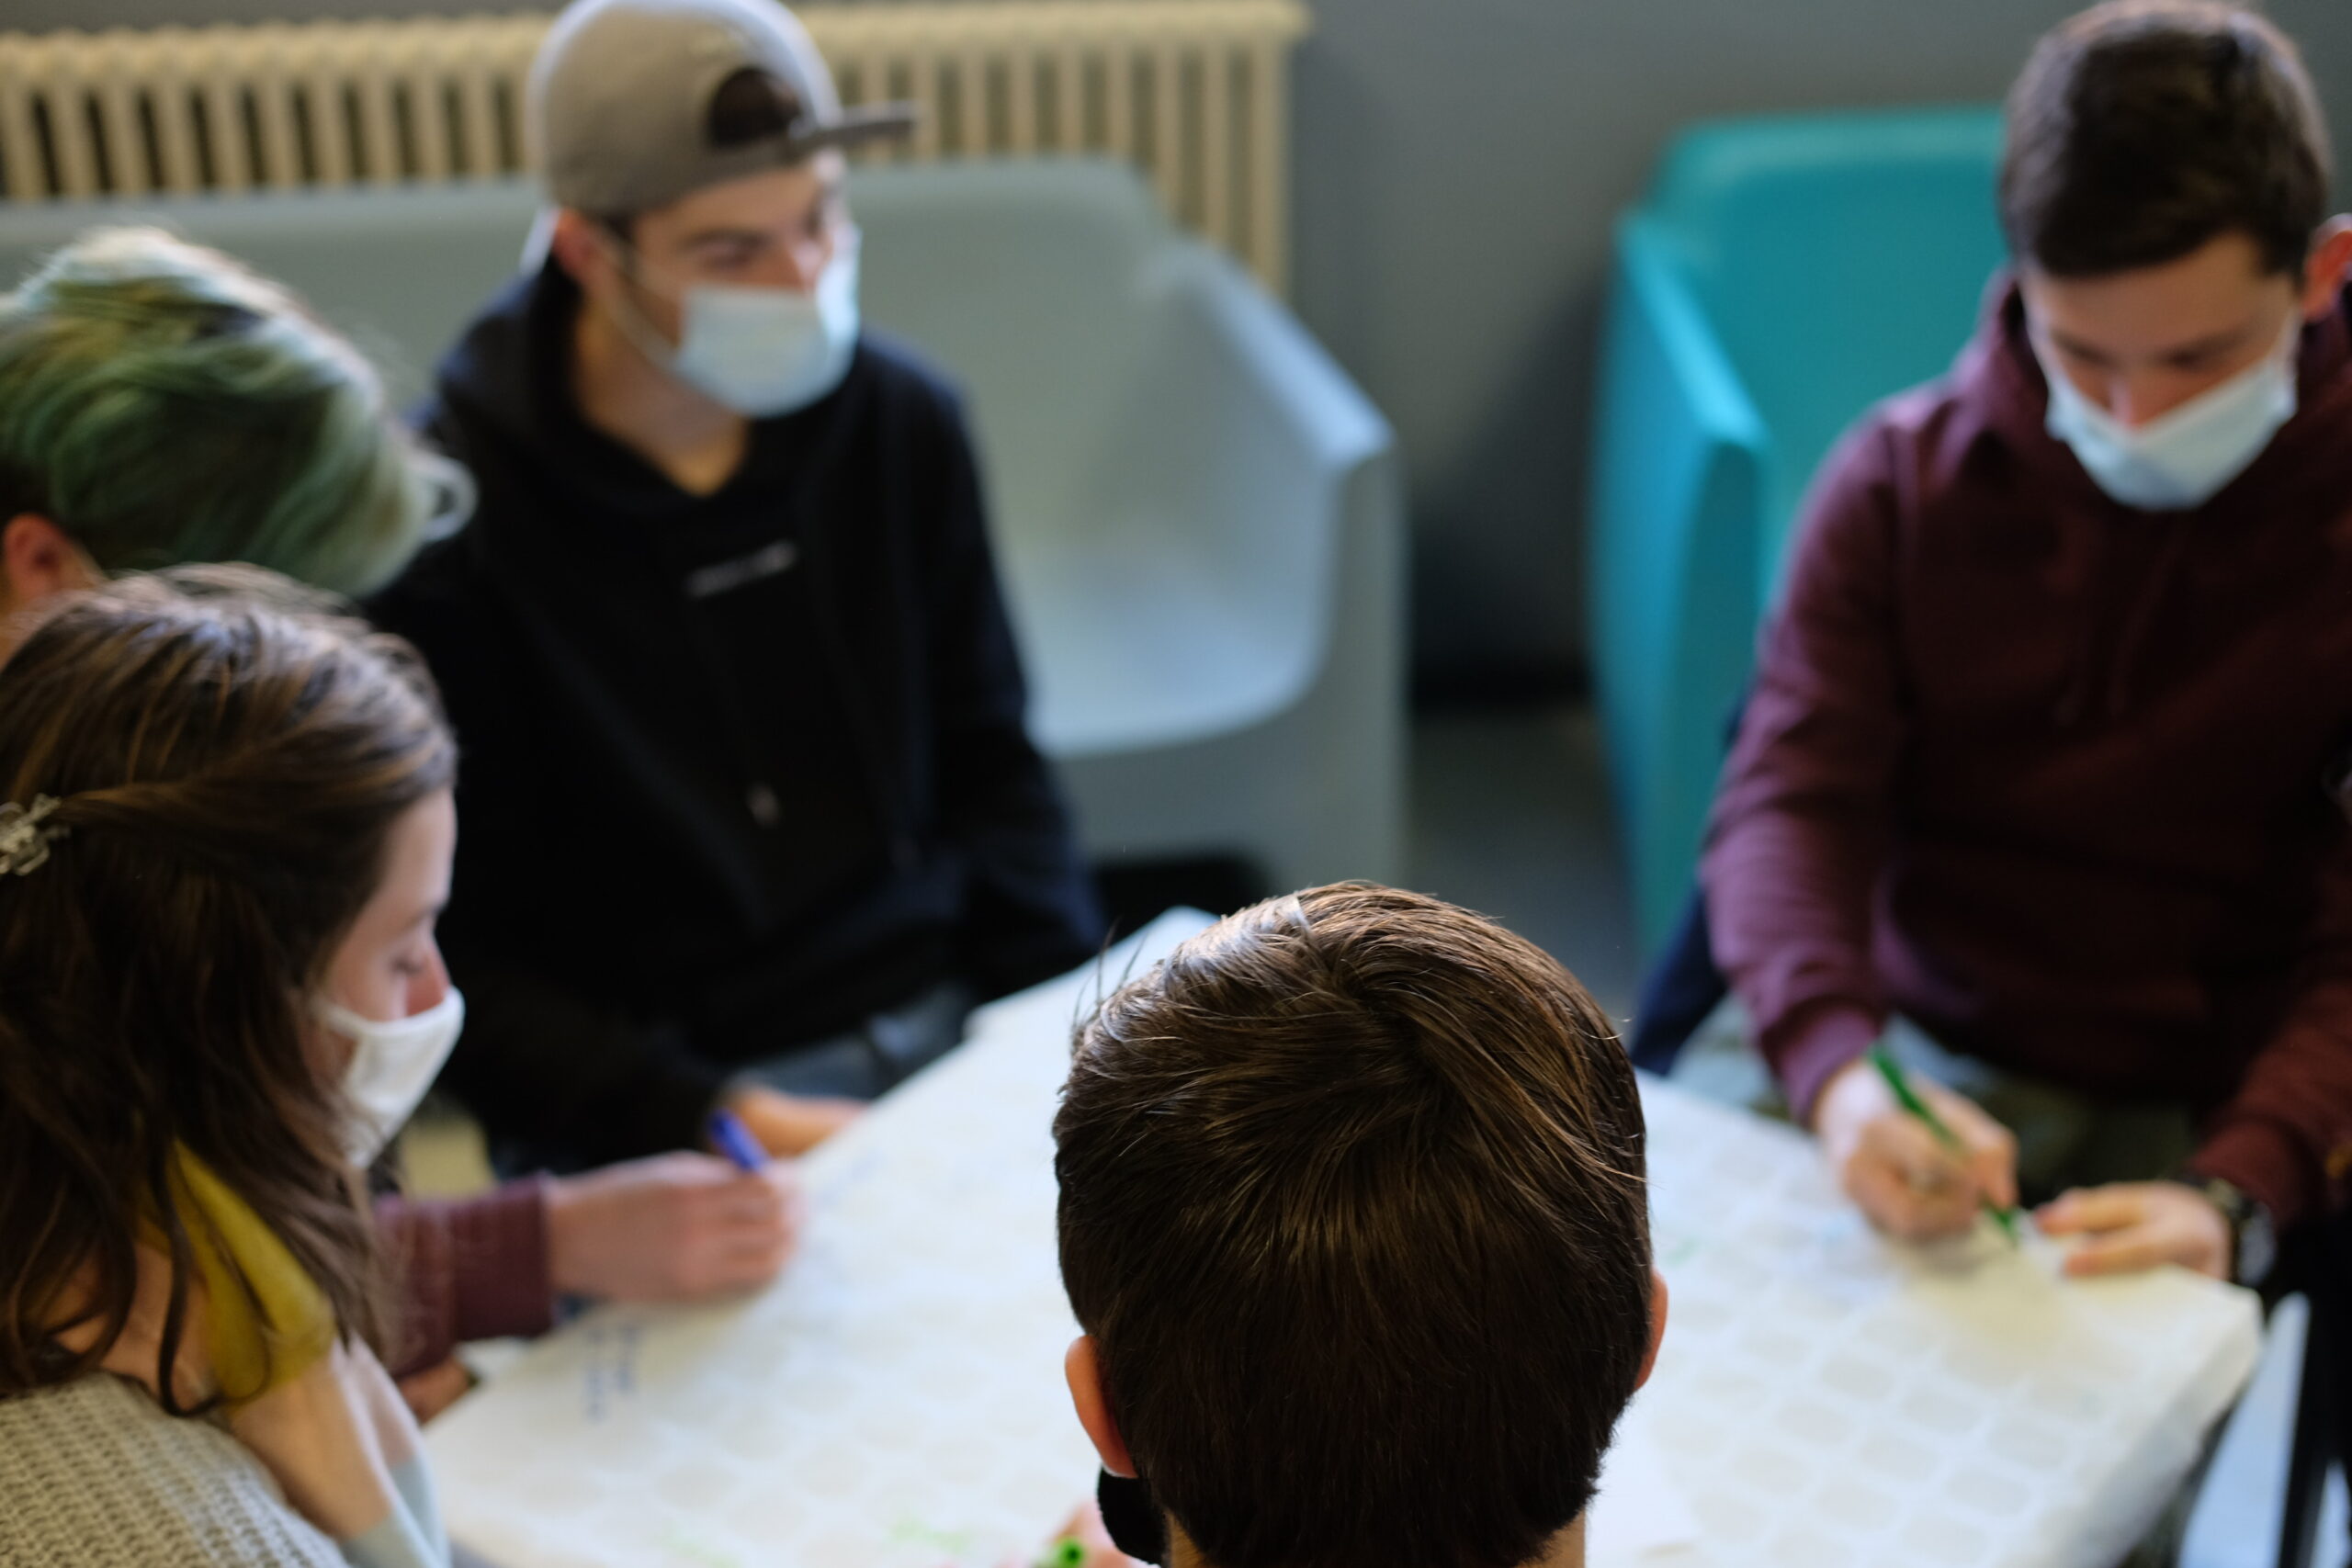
[548,209,622,295]
[2300,216,2352,321]
[1065,1335,1137,1479]
[1634,1269,1669,1392]
[0,513,96,614]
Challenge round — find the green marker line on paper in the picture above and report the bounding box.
[1868,1042,2022,1246]
[655,1525,750,1568]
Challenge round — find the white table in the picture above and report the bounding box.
[426,910,2262,1568]
[1633,1064,2258,1567]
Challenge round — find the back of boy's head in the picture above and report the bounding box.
[2003,1,2333,278]
[1054,885,1651,1568]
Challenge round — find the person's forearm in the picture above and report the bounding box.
[377,1195,459,1379]
[377,1180,557,1377]
[2187,1005,2352,1232]
[1700,425,1906,1101]
[1770,1001,1886,1127]
[438,1178,557,1344]
[934,717,1103,998]
[1702,789,1890,1111]
[957,839,1104,997]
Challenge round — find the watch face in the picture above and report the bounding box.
[2238,1209,2278,1289]
[2203,1179,2274,1287]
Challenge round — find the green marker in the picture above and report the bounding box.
[1036,1539,1088,1568]
[1868,1043,2021,1245]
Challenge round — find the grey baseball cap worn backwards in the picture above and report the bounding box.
[530,0,918,217]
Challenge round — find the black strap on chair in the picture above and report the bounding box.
[2278,1203,2352,1568]
[2279,1295,2333,1568]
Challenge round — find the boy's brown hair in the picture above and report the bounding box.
[1054,884,1651,1568]
[2002,0,2333,277]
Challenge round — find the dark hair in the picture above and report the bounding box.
[0,566,456,1409]
[2001,1,2333,277]
[1055,885,1652,1568]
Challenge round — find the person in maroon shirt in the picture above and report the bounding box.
[1702,0,2352,1288]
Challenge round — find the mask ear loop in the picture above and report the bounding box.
[588,226,690,373]
[2272,304,2309,388]
[408,448,477,545]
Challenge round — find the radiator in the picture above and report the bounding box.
[0,1,1309,289]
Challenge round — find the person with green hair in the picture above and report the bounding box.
[0,224,465,606]
[0,227,807,1424]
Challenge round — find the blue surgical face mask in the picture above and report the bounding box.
[603,227,862,419]
[2039,316,2301,512]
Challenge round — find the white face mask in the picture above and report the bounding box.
[605,229,862,419]
[314,989,466,1166]
[2040,315,2302,511]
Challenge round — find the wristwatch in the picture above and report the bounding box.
[2190,1177,2277,1288]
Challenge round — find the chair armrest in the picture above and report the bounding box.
[1074,243,1396,737]
[1586,214,1770,952]
[1155,245,1392,479]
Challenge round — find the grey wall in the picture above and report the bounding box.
[18,0,2352,686]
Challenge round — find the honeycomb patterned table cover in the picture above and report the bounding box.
[426,910,2262,1568]
[1634,1071,2258,1566]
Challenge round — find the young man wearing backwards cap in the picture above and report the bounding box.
[374,0,1103,1170]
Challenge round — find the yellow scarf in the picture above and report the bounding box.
[164,1147,336,1412]
[150,1147,446,1562]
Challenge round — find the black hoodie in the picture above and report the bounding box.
[373,263,1102,1168]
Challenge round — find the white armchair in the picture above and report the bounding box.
[854,160,1405,890]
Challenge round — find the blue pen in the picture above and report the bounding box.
[707,1108,768,1171]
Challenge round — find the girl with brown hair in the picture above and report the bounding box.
[0,569,459,1566]
[0,226,805,1425]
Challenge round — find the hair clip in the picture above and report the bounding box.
[0,795,67,876]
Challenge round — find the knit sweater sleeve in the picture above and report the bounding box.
[378,1179,558,1379]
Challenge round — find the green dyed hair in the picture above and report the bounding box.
[0,227,447,597]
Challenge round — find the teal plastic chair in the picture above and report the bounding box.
[1588,105,2010,954]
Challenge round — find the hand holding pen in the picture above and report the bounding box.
[1867,1044,2024,1245]
[544,1137,806,1303]
[1811,1043,2022,1245]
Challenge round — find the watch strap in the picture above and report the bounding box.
[2186,1175,2274,1287]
